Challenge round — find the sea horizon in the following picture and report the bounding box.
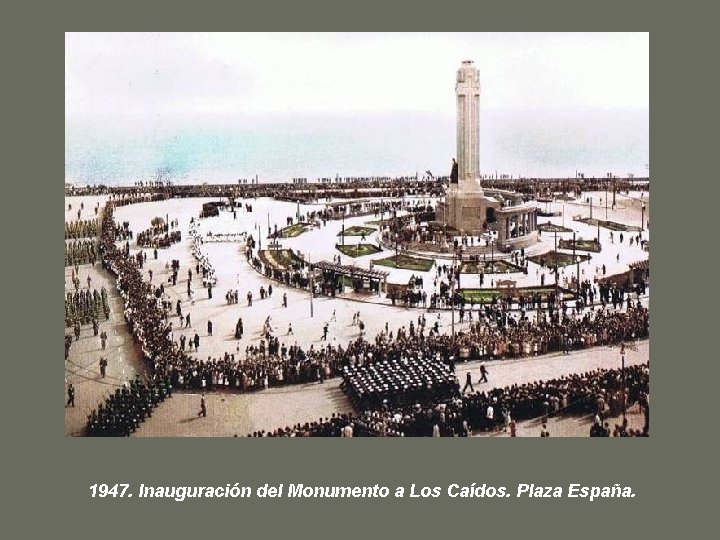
[65,108,649,186]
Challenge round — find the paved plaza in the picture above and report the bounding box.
[65,190,649,436]
[131,340,647,437]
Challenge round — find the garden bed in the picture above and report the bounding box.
[538,222,574,233]
[271,223,310,238]
[338,225,376,237]
[575,217,640,232]
[528,251,591,268]
[373,254,434,272]
[258,249,305,270]
[558,238,602,252]
[460,260,524,274]
[459,286,574,303]
[336,243,382,258]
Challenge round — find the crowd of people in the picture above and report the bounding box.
[136,228,182,249]
[252,363,649,437]
[449,302,648,360]
[65,239,98,266]
[65,218,99,239]
[99,203,185,378]
[74,196,650,437]
[98,196,649,393]
[189,221,217,287]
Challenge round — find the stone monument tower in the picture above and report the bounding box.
[446,60,495,234]
[456,60,482,191]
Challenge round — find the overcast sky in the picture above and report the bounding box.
[65,33,649,183]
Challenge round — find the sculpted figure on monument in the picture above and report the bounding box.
[450,158,458,184]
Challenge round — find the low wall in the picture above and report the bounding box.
[500,231,539,251]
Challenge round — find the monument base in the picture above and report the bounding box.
[444,188,500,236]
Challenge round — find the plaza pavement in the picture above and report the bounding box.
[65,191,649,436]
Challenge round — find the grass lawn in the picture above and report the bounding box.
[373,254,434,272]
[538,222,574,233]
[336,243,382,258]
[460,260,523,274]
[258,249,305,270]
[558,238,602,253]
[338,225,376,237]
[528,251,591,268]
[575,218,640,232]
[460,287,572,303]
[271,223,309,238]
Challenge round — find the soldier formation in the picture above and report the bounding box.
[65,287,109,326]
[85,377,172,437]
[65,218,99,239]
[65,240,98,266]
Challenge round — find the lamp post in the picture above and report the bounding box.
[605,177,609,220]
[621,342,626,422]
[576,255,581,297]
[573,231,579,295]
[490,236,494,274]
[641,202,646,231]
[590,196,593,220]
[308,253,315,317]
[341,206,345,246]
[554,230,559,308]
[451,250,456,343]
[394,210,399,262]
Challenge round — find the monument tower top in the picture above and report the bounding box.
[455,60,482,193]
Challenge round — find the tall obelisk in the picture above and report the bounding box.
[447,60,487,234]
[456,60,482,192]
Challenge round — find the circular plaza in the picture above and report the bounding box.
[65,179,649,437]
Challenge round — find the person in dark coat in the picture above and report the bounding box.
[198,395,207,417]
[235,318,243,339]
[462,371,474,394]
[66,384,75,407]
[207,320,213,336]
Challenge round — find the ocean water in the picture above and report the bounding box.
[65,109,648,185]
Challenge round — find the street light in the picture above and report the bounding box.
[341,206,346,246]
[605,178,609,220]
[554,230,559,308]
[641,202,646,231]
[309,256,314,318]
[393,210,399,262]
[621,342,626,422]
[490,235,495,274]
[576,255,581,297]
[451,250,456,343]
[573,231,578,294]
